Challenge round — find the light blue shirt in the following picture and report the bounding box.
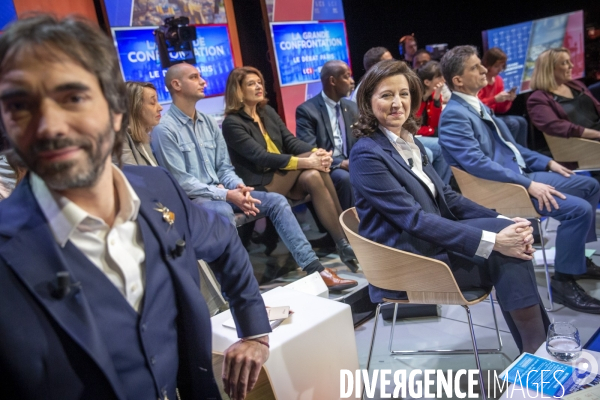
[151,104,243,201]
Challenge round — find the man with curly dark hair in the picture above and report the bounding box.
[0,14,271,400]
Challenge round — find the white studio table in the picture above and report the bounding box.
[211,286,360,400]
[500,343,600,399]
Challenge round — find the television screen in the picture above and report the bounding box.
[270,21,350,87]
[0,0,16,31]
[112,24,235,103]
[482,10,584,94]
[104,0,228,27]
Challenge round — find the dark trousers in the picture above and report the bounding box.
[330,167,354,210]
[450,218,542,310]
[527,172,600,275]
[450,218,550,352]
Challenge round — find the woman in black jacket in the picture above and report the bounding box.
[222,66,357,270]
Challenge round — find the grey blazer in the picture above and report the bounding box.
[121,133,157,166]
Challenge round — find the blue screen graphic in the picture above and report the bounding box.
[312,0,345,20]
[0,0,17,31]
[271,21,350,87]
[112,25,234,103]
[484,21,533,94]
[104,0,133,27]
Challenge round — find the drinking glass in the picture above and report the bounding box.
[546,322,582,361]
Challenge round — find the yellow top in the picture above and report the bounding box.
[254,114,316,170]
[262,132,299,170]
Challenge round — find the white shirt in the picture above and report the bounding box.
[453,91,526,171]
[381,126,437,197]
[0,155,17,200]
[441,84,452,103]
[139,142,157,167]
[381,126,497,259]
[31,165,146,311]
[321,91,345,157]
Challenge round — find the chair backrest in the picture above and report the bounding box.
[451,166,540,218]
[543,133,600,170]
[340,208,473,305]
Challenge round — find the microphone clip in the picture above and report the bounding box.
[171,239,186,258]
[407,158,414,169]
[52,271,81,300]
[422,154,429,167]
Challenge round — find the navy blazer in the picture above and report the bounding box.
[295,93,358,167]
[439,93,551,188]
[349,130,498,302]
[0,166,270,400]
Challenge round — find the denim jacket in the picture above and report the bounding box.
[151,104,243,200]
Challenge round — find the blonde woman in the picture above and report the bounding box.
[527,48,600,140]
[121,81,163,165]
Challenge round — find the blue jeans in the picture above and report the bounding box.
[192,191,319,271]
[417,136,451,184]
[527,171,600,275]
[497,115,528,148]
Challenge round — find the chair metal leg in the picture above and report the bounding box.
[363,303,382,400]
[537,218,553,312]
[387,303,398,354]
[385,302,493,398]
[488,291,503,352]
[464,305,487,400]
[543,216,553,232]
[388,295,502,355]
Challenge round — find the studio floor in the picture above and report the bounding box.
[246,209,600,399]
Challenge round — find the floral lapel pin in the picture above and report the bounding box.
[154,202,175,227]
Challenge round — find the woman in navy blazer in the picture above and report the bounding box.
[349,59,549,353]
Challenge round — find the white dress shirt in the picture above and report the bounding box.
[31,165,146,311]
[381,126,437,196]
[0,155,17,200]
[453,91,526,171]
[321,91,345,157]
[380,126,497,259]
[140,142,158,167]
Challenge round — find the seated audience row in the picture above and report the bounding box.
[123,67,358,290]
[438,45,600,314]
[119,44,600,317]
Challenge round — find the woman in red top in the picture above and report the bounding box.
[414,61,451,183]
[478,47,529,147]
[416,61,444,136]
